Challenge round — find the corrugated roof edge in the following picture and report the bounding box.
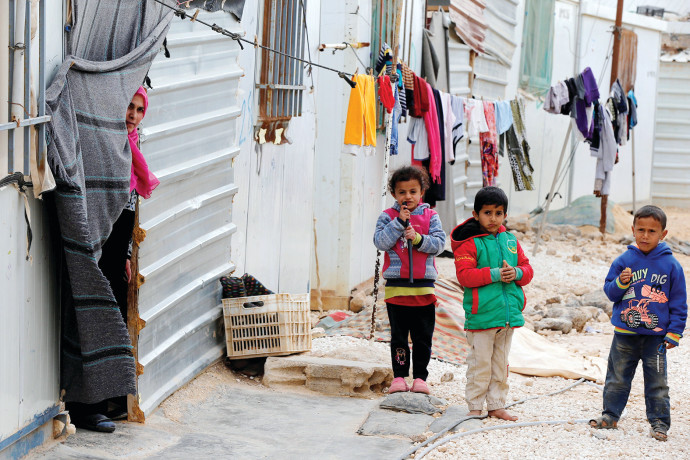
[449,0,488,54]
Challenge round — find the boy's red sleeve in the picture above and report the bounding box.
[454,239,492,288]
[515,240,534,286]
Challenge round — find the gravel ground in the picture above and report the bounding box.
[314,208,690,459]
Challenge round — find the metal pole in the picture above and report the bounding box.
[631,127,636,213]
[23,0,31,175]
[8,0,16,174]
[38,0,46,179]
[532,124,573,256]
[567,1,583,206]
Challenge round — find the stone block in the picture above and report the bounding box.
[263,355,392,397]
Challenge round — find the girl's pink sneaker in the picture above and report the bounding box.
[411,378,430,394]
[388,377,409,393]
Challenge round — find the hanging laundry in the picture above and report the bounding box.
[421,29,440,89]
[507,97,535,191]
[390,85,402,155]
[408,116,430,161]
[464,98,489,138]
[544,81,569,114]
[592,104,617,196]
[560,77,577,115]
[343,74,377,147]
[480,101,499,187]
[440,92,455,163]
[627,90,638,129]
[396,63,407,116]
[401,63,415,117]
[610,79,628,146]
[375,42,393,76]
[546,67,600,140]
[494,100,514,135]
[378,75,395,113]
[412,75,430,117]
[424,89,447,206]
[425,11,450,92]
[586,100,603,156]
[422,80,442,183]
[450,95,464,154]
[581,67,600,104]
[500,125,534,192]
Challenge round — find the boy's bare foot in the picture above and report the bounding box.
[488,409,518,421]
[467,410,482,416]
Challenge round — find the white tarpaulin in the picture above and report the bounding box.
[510,327,607,382]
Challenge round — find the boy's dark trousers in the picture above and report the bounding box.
[602,334,670,428]
[386,303,435,381]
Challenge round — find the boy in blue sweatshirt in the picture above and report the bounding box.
[590,206,687,441]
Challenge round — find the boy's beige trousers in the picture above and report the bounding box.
[465,327,514,411]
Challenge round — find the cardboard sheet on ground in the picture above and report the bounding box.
[320,277,605,381]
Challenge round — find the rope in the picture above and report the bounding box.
[397,378,594,460]
[416,419,591,459]
[312,218,324,315]
[298,0,315,91]
[152,0,356,79]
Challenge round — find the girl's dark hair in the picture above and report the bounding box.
[388,166,430,194]
[634,205,667,230]
[473,186,508,213]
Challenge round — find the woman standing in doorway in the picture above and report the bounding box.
[70,86,159,432]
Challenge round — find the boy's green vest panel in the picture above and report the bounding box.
[463,231,526,330]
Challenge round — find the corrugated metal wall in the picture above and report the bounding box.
[652,60,690,207]
[448,40,471,221]
[135,10,242,416]
[448,0,517,220]
[1,0,62,453]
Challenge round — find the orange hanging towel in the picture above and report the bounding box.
[344,74,377,147]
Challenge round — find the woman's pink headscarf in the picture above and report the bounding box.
[129,86,160,199]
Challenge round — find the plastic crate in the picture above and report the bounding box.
[222,293,312,359]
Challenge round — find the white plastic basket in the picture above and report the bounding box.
[222,293,311,359]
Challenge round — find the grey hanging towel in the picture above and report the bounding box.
[45,0,173,404]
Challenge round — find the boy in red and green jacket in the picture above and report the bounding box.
[451,186,533,421]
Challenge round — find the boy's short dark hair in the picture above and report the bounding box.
[634,205,667,230]
[388,166,430,194]
[473,186,508,214]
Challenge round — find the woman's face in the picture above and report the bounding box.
[126,94,145,133]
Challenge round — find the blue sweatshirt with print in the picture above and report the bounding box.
[604,242,687,343]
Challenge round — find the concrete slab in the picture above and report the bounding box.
[31,368,411,460]
[357,409,434,439]
[263,355,393,397]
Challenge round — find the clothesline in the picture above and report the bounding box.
[151,0,358,87]
[344,48,536,204]
[543,66,638,199]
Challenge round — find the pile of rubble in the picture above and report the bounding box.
[523,291,611,335]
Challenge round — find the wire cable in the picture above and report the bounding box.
[396,378,593,460]
[416,419,591,459]
[152,0,356,79]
